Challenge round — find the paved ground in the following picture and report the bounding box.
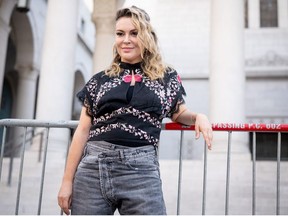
[0,143,287,215]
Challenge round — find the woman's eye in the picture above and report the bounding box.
[131,31,138,36]
[116,32,123,36]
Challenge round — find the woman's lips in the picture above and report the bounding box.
[122,47,133,52]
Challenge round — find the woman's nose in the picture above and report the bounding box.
[123,35,131,43]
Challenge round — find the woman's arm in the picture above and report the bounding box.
[58,107,92,215]
[172,104,213,150]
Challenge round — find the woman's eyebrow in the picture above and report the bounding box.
[116,28,137,31]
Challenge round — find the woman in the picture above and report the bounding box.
[58,6,213,215]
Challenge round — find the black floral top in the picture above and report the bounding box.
[77,62,186,147]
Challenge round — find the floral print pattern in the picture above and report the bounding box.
[77,64,186,147]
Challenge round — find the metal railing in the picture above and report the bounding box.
[165,122,288,215]
[0,119,78,215]
[0,119,287,215]
[0,127,47,186]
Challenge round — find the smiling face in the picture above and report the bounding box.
[115,17,142,64]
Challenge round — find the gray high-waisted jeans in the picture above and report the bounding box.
[71,141,167,215]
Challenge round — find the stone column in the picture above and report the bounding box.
[36,0,78,121]
[0,16,11,103]
[209,0,247,152]
[92,0,117,73]
[36,0,79,150]
[248,0,260,28]
[278,0,288,28]
[14,65,38,148]
[15,65,38,119]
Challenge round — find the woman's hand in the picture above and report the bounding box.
[58,181,73,215]
[172,105,213,150]
[195,113,213,150]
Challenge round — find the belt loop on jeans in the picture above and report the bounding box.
[154,145,158,157]
[119,150,125,161]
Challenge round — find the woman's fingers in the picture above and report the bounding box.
[195,124,200,139]
[203,128,213,150]
[197,127,212,150]
[195,114,213,150]
[58,183,72,215]
[58,196,71,215]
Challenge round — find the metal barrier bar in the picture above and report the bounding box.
[176,131,184,215]
[225,131,232,215]
[38,132,44,163]
[0,126,7,181]
[276,132,281,215]
[8,146,14,186]
[202,141,207,215]
[252,132,256,215]
[0,119,78,128]
[15,127,28,215]
[37,128,50,215]
[164,122,288,132]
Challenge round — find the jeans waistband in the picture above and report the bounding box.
[86,141,158,159]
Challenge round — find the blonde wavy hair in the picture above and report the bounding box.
[105,6,167,80]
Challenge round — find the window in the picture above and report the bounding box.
[260,0,278,27]
[244,0,249,28]
[249,132,288,160]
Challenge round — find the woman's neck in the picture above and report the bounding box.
[119,61,142,70]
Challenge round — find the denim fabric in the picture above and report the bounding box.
[71,141,167,215]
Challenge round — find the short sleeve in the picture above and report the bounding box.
[165,69,186,118]
[76,75,98,117]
